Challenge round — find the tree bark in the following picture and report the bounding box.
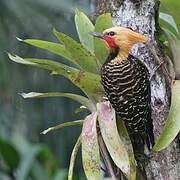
[95,0,180,179]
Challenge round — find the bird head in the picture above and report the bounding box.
[90,26,148,52]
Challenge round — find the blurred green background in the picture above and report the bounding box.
[0,0,179,179]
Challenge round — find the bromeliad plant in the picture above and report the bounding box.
[9,10,135,179]
[8,9,180,180]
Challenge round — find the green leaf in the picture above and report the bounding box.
[75,9,94,53]
[20,92,96,112]
[159,12,179,36]
[0,138,20,170]
[94,13,112,63]
[53,170,67,180]
[53,29,100,74]
[163,28,180,77]
[160,0,180,33]
[16,145,43,180]
[11,136,56,180]
[97,102,130,178]
[31,161,49,180]
[68,135,81,180]
[8,54,103,98]
[117,119,136,180]
[81,112,100,180]
[153,80,180,151]
[41,120,83,134]
[17,38,77,65]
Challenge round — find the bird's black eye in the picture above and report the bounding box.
[107,31,115,36]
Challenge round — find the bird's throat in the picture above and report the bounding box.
[111,49,129,64]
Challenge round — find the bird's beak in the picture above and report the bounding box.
[89,32,103,39]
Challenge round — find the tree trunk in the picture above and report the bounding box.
[95,0,180,179]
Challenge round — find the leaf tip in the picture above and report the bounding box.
[74,8,86,19]
[19,92,27,98]
[152,143,163,152]
[41,128,52,135]
[18,92,43,98]
[53,28,58,35]
[50,71,58,75]
[16,37,23,42]
[75,8,80,15]
[7,53,17,61]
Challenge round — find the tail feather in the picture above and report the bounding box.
[147,117,155,149]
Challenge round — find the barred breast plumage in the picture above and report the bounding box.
[101,52,154,149]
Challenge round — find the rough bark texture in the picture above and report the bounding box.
[95,0,180,179]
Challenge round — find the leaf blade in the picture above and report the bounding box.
[153,80,180,151]
[0,138,20,170]
[159,12,179,35]
[81,112,100,180]
[53,29,100,74]
[16,145,43,180]
[17,38,76,65]
[75,9,94,53]
[41,120,83,134]
[97,102,130,178]
[68,135,81,180]
[94,13,112,63]
[8,54,103,98]
[20,92,96,112]
[117,119,136,180]
[163,28,180,78]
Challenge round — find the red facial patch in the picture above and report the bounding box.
[103,35,117,48]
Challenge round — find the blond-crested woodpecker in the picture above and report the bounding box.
[90,27,154,151]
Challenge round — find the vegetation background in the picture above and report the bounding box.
[0,0,179,179]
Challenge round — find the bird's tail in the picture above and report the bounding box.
[129,118,154,174]
[130,116,154,153]
[146,117,155,150]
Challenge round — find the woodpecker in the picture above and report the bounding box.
[90,27,154,151]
